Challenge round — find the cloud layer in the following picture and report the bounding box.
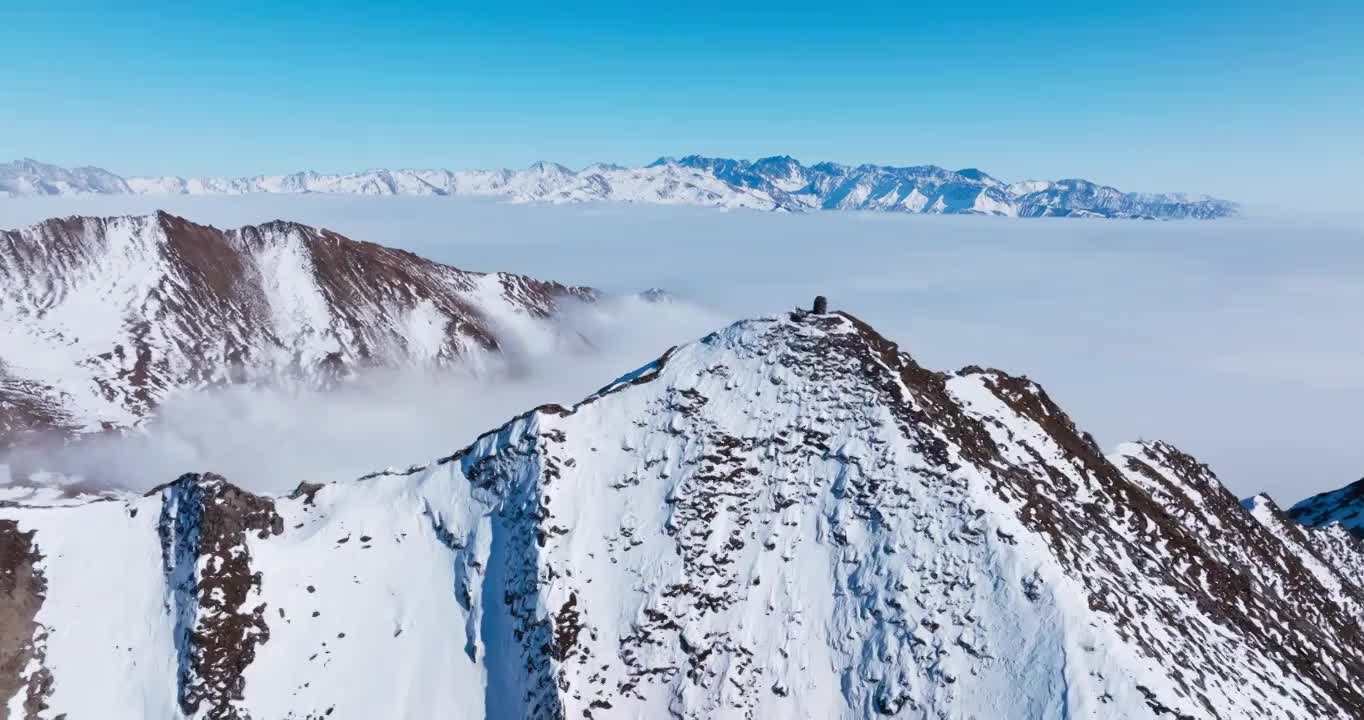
[0,296,723,494]
[1,195,1360,503]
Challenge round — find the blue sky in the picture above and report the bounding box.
[2,1,1361,209]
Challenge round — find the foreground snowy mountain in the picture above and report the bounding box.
[1,308,1360,719]
[0,157,1236,219]
[0,212,595,447]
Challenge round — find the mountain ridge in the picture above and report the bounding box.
[0,307,1361,718]
[1288,477,1364,537]
[0,211,598,448]
[0,156,1237,219]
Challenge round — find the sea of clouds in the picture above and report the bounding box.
[1,195,1360,503]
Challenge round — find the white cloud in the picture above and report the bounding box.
[1,296,723,495]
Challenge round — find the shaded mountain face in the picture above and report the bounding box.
[0,156,1236,219]
[0,212,596,447]
[0,310,1360,719]
[1289,478,1364,537]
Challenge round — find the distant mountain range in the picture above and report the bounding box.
[1288,477,1364,537]
[0,157,1236,219]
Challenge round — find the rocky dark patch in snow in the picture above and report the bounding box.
[0,370,77,453]
[155,473,282,719]
[0,521,50,720]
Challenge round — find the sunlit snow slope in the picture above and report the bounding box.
[1,310,1361,719]
[0,212,596,447]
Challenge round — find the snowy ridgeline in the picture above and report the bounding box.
[1,311,1362,719]
[0,156,1236,219]
[0,211,598,444]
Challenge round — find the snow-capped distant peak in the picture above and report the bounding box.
[1289,476,1364,536]
[1,156,1238,219]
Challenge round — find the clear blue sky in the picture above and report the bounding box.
[2,1,1360,209]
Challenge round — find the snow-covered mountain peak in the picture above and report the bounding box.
[525,160,574,176]
[2,304,1362,717]
[296,309,1364,714]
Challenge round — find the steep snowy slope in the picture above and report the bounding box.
[1110,441,1364,624]
[2,157,1236,219]
[0,309,1360,719]
[1241,494,1364,622]
[0,212,596,446]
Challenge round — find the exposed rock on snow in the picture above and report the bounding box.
[155,473,283,718]
[1112,441,1364,626]
[0,519,50,718]
[1,156,1237,219]
[1241,493,1364,624]
[0,310,1359,718]
[0,212,597,447]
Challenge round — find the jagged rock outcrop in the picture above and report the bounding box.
[0,212,596,446]
[0,310,1357,718]
[154,474,283,718]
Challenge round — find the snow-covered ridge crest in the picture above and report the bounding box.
[1110,440,1364,625]
[1,156,1237,219]
[0,211,598,447]
[1,307,1362,718]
